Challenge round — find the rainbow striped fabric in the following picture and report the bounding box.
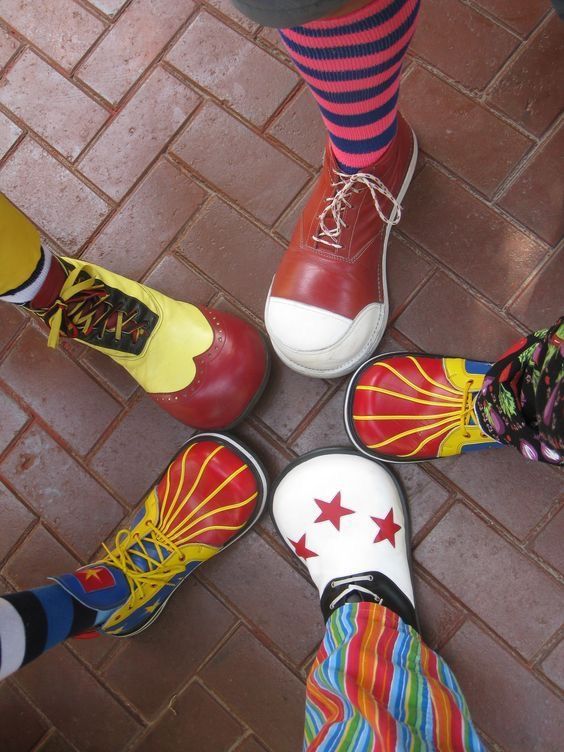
[279,0,420,172]
[304,602,484,751]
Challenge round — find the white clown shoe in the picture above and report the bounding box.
[271,448,419,630]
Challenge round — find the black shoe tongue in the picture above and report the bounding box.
[342,591,364,606]
[320,571,419,633]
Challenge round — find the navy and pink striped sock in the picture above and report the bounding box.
[280,0,420,173]
[0,584,104,680]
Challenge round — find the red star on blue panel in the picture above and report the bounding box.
[314,492,355,530]
[289,533,318,560]
[371,508,401,547]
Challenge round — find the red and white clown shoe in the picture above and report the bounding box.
[265,114,417,379]
[270,449,419,630]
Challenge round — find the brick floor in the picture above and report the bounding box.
[0,2,562,751]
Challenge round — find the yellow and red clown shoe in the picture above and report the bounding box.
[344,353,502,462]
[53,433,267,636]
[26,255,269,429]
[1,193,268,429]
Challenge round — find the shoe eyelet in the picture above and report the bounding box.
[151,584,157,588]
[368,575,374,581]
[330,580,336,588]
[179,556,186,562]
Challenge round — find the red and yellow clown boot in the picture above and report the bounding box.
[0,196,269,429]
[344,353,502,462]
[53,433,267,636]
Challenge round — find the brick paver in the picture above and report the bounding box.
[0,1,562,750]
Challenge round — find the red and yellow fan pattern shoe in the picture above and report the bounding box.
[53,433,268,636]
[344,353,501,462]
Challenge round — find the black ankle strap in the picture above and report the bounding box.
[320,571,419,632]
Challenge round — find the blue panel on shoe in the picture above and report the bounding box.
[461,440,500,453]
[50,565,130,610]
[465,359,492,375]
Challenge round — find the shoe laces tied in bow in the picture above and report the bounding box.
[313,170,402,251]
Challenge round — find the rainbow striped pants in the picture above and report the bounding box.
[304,603,484,751]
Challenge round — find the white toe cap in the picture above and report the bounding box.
[265,296,387,378]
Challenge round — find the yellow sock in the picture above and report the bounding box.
[0,195,45,302]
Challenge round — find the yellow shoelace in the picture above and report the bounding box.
[44,265,146,349]
[102,522,186,606]
[459,379,477,439]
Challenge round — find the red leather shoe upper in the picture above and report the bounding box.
[348,354,496,461]
[155,437,260,548]
[271,114,415,320]
[151,307,269,430]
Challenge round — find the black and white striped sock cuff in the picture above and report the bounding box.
[0,596,35,679]
[0,589,100,680]
[0,245,53,304]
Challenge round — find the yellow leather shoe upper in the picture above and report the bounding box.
[47,257,214,394]
[439,360,495,456]
[444,358,484,391]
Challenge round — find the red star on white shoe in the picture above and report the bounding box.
[270,449,418,628]
[371,508,401,547]
[314,492,354,530]
[289,533,318,560]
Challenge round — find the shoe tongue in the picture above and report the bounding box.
[342,590,369,605]
[51,565,130,611]
[127,505,172,573]
[129,539,168,573]
[320,571,419,632]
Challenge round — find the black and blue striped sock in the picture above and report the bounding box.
[0,584,102,680]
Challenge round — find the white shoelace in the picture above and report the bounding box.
[313,171,403,251]
[328,574,383,612]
